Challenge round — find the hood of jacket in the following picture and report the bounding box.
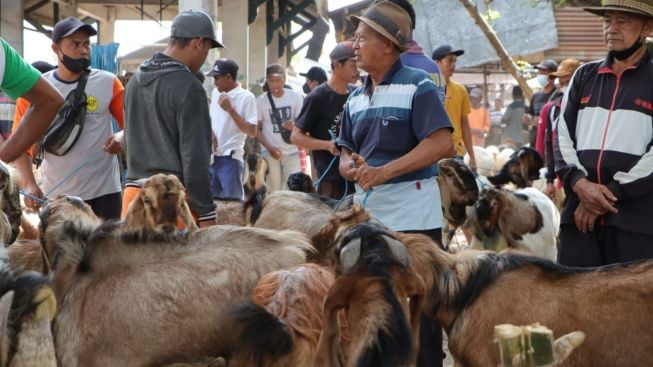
[134,52,190,86]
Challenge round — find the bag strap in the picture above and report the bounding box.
[76,70,91,93]
[266,91,278,114]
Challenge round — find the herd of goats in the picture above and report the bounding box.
[0,145,649,367]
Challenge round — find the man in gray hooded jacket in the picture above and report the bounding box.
[123,10,223,226]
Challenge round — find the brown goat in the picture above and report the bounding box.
[39,196,312,367]
[245,188,357,264]
[244,153,269,197]
[232,264,336,367]
[315,222,426,367]
[0,162,22,245]
[123,173,197,233]
[399,237,653,366]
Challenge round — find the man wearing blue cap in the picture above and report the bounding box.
[13,16,125,219]
[123,10,223,227]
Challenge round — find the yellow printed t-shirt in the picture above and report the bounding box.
[444,80,470,156]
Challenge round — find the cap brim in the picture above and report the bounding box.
[534,65,556,71]
[584,6,652,17]
[205,70,221,77]
[299,72,308,77]
[348,14,408,52]
[208,38,225,49]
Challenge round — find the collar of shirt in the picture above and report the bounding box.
[362,58,404,96]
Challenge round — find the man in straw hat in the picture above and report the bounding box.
[554,0,653,267]
[336,2,453,366]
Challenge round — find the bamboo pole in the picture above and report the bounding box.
[458,0,533,101]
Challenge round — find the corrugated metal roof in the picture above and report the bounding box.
[544,7,606,62]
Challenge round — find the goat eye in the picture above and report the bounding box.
[143,197,152,205]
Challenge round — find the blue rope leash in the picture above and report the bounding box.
[473,172,491,191]
[19,148,106,204]
[313,155,338,192]
[333,180,349,213]
[361,188,373,209]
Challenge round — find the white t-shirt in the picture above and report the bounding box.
[209,84,257,162]
[40,69,122,200]
[256,89,303,156]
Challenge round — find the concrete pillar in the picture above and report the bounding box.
[266,2,286,67]
[220,0,249,87]
[98,6,116,45]
[248,3,267,91]
[57,0,77,19]
[0,1,24,54]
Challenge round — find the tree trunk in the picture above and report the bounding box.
[458,0,533,100]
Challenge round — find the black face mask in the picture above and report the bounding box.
[61,54,91,73]
[302,83,311,94]
[609,36,643,61]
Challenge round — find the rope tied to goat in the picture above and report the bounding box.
[20,148,105,204]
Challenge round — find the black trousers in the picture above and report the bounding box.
[401,228,444,367]
[85,191,122,220]
[558,223,653,267]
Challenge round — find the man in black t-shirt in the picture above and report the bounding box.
[291,41,360,199]
[525,59,560,146]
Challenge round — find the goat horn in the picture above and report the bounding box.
[339,238,361,274]
[381,235,410,267]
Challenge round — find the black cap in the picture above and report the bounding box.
[534,59,558,72]
[31,61,56,74]
[52,16,97,43]
[206,59,239,78]
[299,67,327,83]
[431,44,464,61]
[171,10,224,48]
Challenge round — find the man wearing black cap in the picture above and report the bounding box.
[525,59,559,146]
[299,66,328,94]
[433,44,477,169]
[124,10,223,227]
[292,42,359,199]
[206,59,257,200]
[555,0,653,267]
[14,16,125,220]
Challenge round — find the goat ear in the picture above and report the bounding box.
[519,157,531,187]
[124,192,147,230]
[179,197,198,231]
[339,238,361,274]
[382,235,410,267]
[0,290,13,367]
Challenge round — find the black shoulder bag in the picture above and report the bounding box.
[39,70,90,158]
[266,92,293,144]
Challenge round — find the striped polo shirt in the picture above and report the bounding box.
[337,59,452,231]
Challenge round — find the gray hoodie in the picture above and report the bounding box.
[124,52,216,221]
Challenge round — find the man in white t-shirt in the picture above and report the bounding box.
[206,59,257,200]
[256,64,303,191]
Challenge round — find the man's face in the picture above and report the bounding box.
[267,75,285,94]
[558,74,572,87]
[55,30,91,60]
[603,10,650,51]
[213,74,231,92]
[353,22,389,72]
[436,54,457,78]
[306,79,320,91]
[334,59,360,84]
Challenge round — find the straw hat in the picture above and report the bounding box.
[549,59,582,79]
[349,1,411,52]
[584,0,653,18]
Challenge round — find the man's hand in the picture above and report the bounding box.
[468,156,477,173]
[574,203,599,233]
[269,147,283,160]
[103,132,123,155]
[572,178,618,215]
[325,140,339,156]
[546,182,556,200]
[343,152,367,181]
[23,183,44,212]
[356,165,390,191]
[282,120,294,131]
[218,94,235,113]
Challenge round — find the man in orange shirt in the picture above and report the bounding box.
[467,87,490,147]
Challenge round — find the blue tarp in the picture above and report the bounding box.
[91,43,120,74]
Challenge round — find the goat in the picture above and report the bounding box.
[486,146,544,188]
[315,222,425,367]
[0,162,22,245]
[437,158,559,259]
[245,188,357,264]
[244,153,269,197]
[231,264,336,367]
[464,187,559,260]
[402,240,653,367]
[215,198,247,226]
[0,248,57,367]
[123,173,197,233]
[287,172,315,193]
[39,195,312,367]
[7,240,47,275]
